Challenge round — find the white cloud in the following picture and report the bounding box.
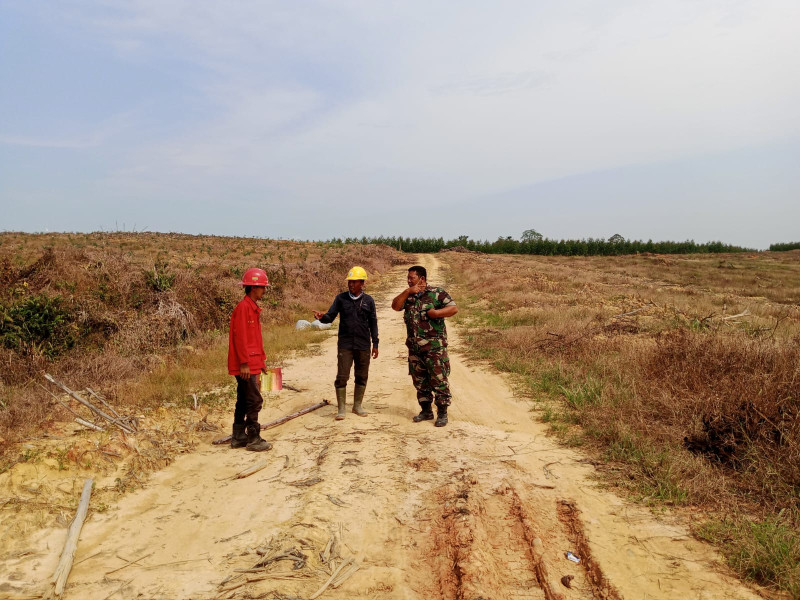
[0,111,139,149]
[3,0,799,240]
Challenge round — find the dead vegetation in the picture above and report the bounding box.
[214,525,360,599]
[443,250,800,597]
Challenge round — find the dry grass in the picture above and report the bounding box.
[0,232,404,444]
[443,250,800,597]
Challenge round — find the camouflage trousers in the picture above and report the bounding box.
[408,347,451,407]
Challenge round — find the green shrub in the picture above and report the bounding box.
[0,294,77,358]
[144,260,175,292]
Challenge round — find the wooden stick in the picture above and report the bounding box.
[331,561,360,588]
[234,461,269,479]
[51,478,93,597]
[105,551,154,574]
[102,578,133,600]
[75,417,105,432]
[721,310,751,320]
[85,387,121,419]
[309,557,353,599]
[612,306,650,318]
[41,383,99,429]
[212,400,330,445]
[38,383,85,419]
[44,374,135,434]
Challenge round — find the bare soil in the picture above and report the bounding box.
[1,256,763,599]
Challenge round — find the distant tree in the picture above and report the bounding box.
[608,233,625,244]
[521,229,543,242]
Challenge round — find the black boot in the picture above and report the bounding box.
[413,401,434,422]
[230,423,248,449]
[245,422,272,452]
[335,387,347,420]
[434,405,448,427]
[352,384,368,417]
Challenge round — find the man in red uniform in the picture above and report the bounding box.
[227,268,272,451]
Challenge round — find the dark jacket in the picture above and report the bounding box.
[319,292,379,351]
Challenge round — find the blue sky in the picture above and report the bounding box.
[1,1,798,249]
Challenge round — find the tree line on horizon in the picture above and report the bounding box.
[327,232,756,256]
[769,241,800,252]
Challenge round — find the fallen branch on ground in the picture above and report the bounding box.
[105,551,154,575]
[331,560,360,588]
[235,461,269,479]
[44,374,135,434]
[51,478,93,597]
[309,557,353,599]
[85,387,122,419]
[75,417,104,432]
[212,400,330,445]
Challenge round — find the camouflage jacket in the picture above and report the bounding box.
[403,286,456,351]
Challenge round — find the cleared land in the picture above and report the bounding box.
[1,236,797,598]
[1,255,765,600]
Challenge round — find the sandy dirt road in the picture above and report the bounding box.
[8,255,761,600]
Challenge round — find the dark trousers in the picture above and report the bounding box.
[334,349,371,389]
[234,374,264,425]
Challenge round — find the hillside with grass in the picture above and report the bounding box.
[441,249,800,596]
[0,232,404,445]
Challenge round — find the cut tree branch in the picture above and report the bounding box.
[51,478,93,597]
[212,400,329,445]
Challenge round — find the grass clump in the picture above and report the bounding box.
[144,259,176,292]
[698,515,800,597]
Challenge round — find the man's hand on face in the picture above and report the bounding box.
[409,280,426,294]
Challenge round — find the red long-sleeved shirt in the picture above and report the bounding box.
[227,295,266,375]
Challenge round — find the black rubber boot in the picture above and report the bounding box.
[352,384,368,417]
[434,405,448,427]
[413,401,434,422]
[335,387,346,420]
[230,423,248,449]
[245,422,272,452]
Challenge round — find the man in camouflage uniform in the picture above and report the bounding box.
[392,265,458,427]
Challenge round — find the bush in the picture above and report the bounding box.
[0,294,78,359]
[144,260,176,292]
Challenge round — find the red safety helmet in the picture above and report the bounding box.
[240,267,270,287]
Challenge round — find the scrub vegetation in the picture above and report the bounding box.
[0,232,404,444]
[442,248,800,597]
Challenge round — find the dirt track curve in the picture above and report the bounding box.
[7,256,761,600]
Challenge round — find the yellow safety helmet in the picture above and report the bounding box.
[346,266,368,281]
